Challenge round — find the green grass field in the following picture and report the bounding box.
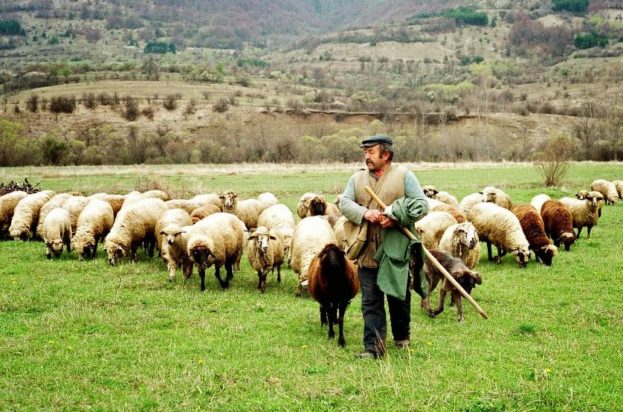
[1,162,622,410]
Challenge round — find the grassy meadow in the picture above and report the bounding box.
[1,162,622,410]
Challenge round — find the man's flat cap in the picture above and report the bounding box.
[359,135,393,148]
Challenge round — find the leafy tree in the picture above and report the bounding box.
[39,135,67,165]
[144,41,176,54]
[0,19,26,35]
[574,32,609,49]
[553,0,589,13]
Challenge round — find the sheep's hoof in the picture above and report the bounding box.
[338,338,346,347]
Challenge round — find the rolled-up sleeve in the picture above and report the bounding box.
[339,174,367,225]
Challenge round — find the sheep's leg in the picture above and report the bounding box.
[452,291,464,322]
[46,246,52,260]
[320,305,327,326]
[183,261,193,280]
[258,270,267,292]
[431,287,447,317]
[337,301,348,347]
[167,260,176,281]
[93,239,98,258]
[576,227,582,239]
[486,241,494,261]
[215,265,229,289]
[586,226,592,239]
[225,262,234,285]
[276,264,282,283]
[199,267,206,292]
[328,303,336,340]
[147,238,156,258]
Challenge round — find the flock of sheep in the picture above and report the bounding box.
[0,177,621,346]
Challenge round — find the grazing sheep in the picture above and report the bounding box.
[160,224,194,282]
[414,211,458,250]
[187,212,246,291]
[257,192,279,210]
[290,216,336,297]
[140,189,170,201]
[89,193,125,217]
[530,194,551,214]
[42,207,72,259]
[105,198,168,265]
[591,179,619,204]
[540,200,576,251]
[0,191,28,237]
[155,208,193,256]
[421,249,482,323]
[308,243,359,346]
[247,226,285,292]
[9,190,55,241]
[438,222,481,269]
[435,191,459,206]
[72,199,114,260]
[190,203,221,224]
[459,192,483,214]
[613,180,623,200]
[560,196,600,239]
[429,202,466,223]
[511,204,557,266]
[296,192,316,218]
[575,190,590,200]
[468,202,530,268]
[166,193,221,214]
[35,193,72,239]
[481,186,513,210]
[257,204,296,258]
[297,192,342,226]
[219,191,262,229]
[62,196,90,233]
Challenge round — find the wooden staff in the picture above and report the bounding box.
[365,186,489,320]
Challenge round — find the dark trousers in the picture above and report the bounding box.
[359,266,411,353]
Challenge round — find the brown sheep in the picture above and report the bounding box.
[512,204,557,266]
[540,200,576,251]
[429,202,466,223]
[421,249,482,323]
[190,203,221,224]
[308,243,359,347]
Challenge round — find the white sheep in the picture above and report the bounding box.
[290,216,336,297]
[257,192,279,210]
[458,192,483,214]
[140,189,170,201]
[166,193,222,214]
[88,193,125,216]
[530,194,551,214]
[187,212,246,291]
[247,226,285,292]
[560,196,600,239]
[105,198,168,265]
[62,196,90,233]
[72,199,114,260]
[190,203,221,224]
[481,186,513,210]
[414,211,458,250]
[613,180,623,200]
[296,192,341,226]
[9,190,55,241]
[436,191,459,206]
[296,192,316,218]
[155,208,193,257]
[0,191,28,237]
[590,179,619,204]
[257,203,296,258]
[160,224,194,282]
[438,222,481,269]
[588,191,605,218]
[42,207,72,259]
[35,193,73,239]
[468,202,530,268]
[219,191,262,229]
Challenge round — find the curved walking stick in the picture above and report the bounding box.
[365,186,489,320]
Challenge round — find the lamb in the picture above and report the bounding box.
[42,207,72,259]
[421,249,482,323]
[290,216,336,297]
[62,196,90,233]
[9,190,55,240]
[422,185,438,198]
[438,222,481,269]
[308,243,359,346]
[219,191,262,229]
[35,193,72,239]
[88,193,125,216]
[246,226,285,292]
[530,194,551,214]
[590,179,619,204]
[511,204,557,266]
[257,192,279,210]
[186,212,246,291]
[256,203,296,258]
[422,186,458,206]
[155,208,192,256]
[613,180,623,200]
[458,192,483,214]
[587,191,605,218]
[105,198,168,265]
[160,224,194,282]
[540,200,576,251]
[560,195,600,239]
[0,190,27,238]
[481,186,513,210]
[414,211,458,250]
[190,203,221,224]
[468,202,530,268]
[297,192,342,226]
[72,199,114,260]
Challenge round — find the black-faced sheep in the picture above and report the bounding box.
[414,211,458,250]
[481,186,513,210]
[186,212,246,291]
[422,249,482,322]
[308,243,359,347]
[42,207,72,259]
[72,199,114,260]
[219,191,262,229]
[560,195,600,239]
[511,204,557,266]
[0,190,27,238]
[438,222,481,269]
[105,198,168,265]
[468,202,530,268]
[591,179,619,204]
[9,190,55,241]
[290,216,336,297]
[247,226,285,292]
[540,200,576,251]
[530,194,551,214]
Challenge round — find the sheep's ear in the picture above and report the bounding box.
[471,271,482,284]
[478,191,483,194]
[433,189,439,195]
[219,195,225,199]
[269,235,277,240]
[248,234,257,240]
[159,230,166,235]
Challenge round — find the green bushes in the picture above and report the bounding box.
[49,96,76,114]
[144,42,176,54]
[574,32,609,49]
[553,0,589,13]
[0,19,26,35]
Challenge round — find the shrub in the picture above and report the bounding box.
[574,32,608,49]
[212,98,229,113]
[123,97,140,121]
[82,92,97,109]
[184,99,196,115]
[141,106,155,120]
[144,41,176,54]
[49,95,76,113]
[26,94,38,113]
[553,0,589,13]
[163,94,178,111]
[534,133,576,187]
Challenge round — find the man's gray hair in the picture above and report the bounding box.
[379,143,394,161]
